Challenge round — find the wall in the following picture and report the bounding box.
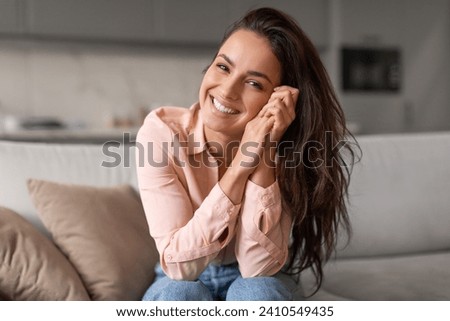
[0,41,214,129]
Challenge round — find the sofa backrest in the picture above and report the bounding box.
[337,132,450,258]
[2,132,450,256]
[0,140,138,235]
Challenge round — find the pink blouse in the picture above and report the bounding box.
[136,103,291,280]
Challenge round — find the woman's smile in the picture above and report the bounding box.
[211,96,240,115]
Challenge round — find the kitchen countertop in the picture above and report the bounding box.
[0,127,139,144]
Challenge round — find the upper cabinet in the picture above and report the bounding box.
[152,0,328,48]
[0,0,24,35]
[26,0,156,42]
[153,0,233,45]
[1,0,328,49]
[230,0,329,49]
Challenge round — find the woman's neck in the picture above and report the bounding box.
[203,126,241,165]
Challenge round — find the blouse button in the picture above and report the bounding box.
[261,195,270,205]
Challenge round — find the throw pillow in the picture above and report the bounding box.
[0,206,90,300]
[27,179,158,300]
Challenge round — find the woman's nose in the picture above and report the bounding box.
[219,76,240,100]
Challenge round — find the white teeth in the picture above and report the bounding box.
[213,98,239,114]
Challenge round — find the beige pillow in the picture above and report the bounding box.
[0,206,90,300]
[27,179,158,300]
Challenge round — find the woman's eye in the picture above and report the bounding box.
[216,64,229,72]
[248,80,263,90]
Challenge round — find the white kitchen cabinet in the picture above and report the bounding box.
[25,0,156,42]
[0,0,24,34]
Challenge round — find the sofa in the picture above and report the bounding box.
[1,131,450,300]
[302,132,450,300]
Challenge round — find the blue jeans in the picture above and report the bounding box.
[142,263,296,301]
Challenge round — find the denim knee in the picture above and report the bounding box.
[142,277,213,301]
[226,275,293,301]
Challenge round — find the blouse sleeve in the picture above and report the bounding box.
[136,114,240,280]
[234,180,292,277]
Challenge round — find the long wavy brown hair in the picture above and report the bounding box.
[219,7,359,292]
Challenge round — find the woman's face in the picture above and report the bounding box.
[199,29,281,140]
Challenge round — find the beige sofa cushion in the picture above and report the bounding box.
[0,206,90,300]
[309,252,450,300]
[339,132,450,258]
[27,179,158,300]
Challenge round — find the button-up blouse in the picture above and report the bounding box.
[136,103,291,280]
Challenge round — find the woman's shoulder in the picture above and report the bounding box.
[150,105,195,125]
[138,103,200,142]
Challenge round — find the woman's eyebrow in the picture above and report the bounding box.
[218,53,235,67]
[217,53,273,85]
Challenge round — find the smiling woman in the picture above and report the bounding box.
[136,7,358,301]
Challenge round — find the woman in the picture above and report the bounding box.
[136,7,356,301]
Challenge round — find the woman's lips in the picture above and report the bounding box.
[212,97,239,114]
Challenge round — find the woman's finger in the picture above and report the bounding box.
[268,89,297,118]
[274,85,300,101]
[260,95,294,122]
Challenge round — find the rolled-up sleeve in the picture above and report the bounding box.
[136,114,240,281]
[235,180,291,277]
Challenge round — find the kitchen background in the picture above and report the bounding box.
[0,0,449,142]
